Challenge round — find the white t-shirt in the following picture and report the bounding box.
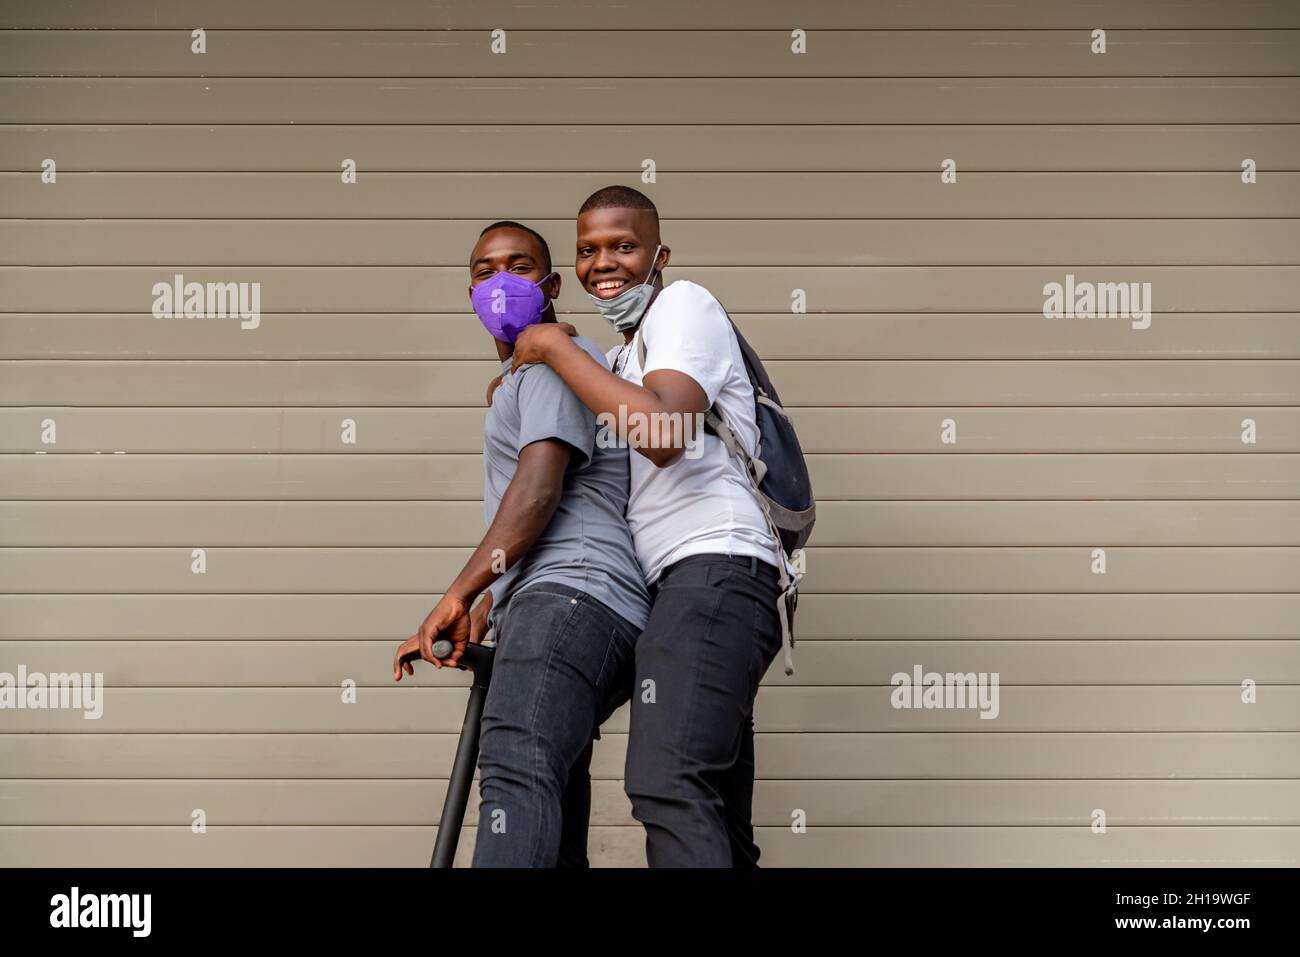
[605,279,780,585]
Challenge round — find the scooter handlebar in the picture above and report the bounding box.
[399,640,494,672]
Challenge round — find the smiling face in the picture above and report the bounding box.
[467,225,558,298]
[575,206,668,300]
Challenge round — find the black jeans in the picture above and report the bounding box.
[623,553,784,867]
[471,582,638,868]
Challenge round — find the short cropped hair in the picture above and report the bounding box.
[578,185,659,228]
[477,220,552,271]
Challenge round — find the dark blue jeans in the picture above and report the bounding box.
[471,582,638,867]
[623,554,784,867]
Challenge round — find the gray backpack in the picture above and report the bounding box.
[638,306,816,674]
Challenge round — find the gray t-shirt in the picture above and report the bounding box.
[482,334,650,631]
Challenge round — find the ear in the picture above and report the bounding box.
[655,245,671,271]
[542,272,562,300]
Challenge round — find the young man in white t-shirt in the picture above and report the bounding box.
[510,186,785,867]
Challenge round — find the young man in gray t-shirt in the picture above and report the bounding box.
[393,221,648,867]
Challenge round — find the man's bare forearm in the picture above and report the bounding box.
[541,336,700,466]
[442,443,568,605]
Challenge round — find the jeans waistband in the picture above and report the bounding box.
[507,580,588,601]
[493,579,640,634]
[658,553,780,584]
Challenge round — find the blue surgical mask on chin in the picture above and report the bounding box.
[587,244,662,333]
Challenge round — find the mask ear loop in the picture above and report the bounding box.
[642,245,662,286]
[535,271,558,308]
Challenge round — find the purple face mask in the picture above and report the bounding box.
[470,270,555,343]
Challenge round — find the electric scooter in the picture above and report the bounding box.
[401,636,495,868]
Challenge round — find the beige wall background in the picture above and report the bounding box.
[1,0,1298,866]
